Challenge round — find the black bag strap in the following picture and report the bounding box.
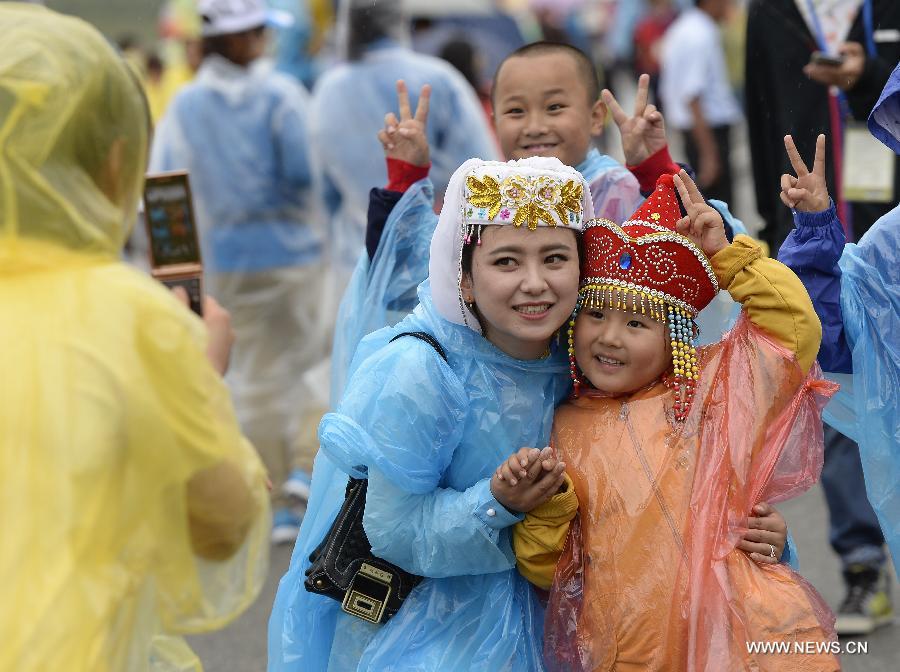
[389,331,448,363]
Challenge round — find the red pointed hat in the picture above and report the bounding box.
[579,174,718,317]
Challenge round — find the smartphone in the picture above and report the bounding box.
[810,51,845,68]
[143,171,204,315]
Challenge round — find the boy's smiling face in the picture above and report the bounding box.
[574,305,672,395]
[493,52,606,169]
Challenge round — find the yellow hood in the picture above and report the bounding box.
[0,3,149,272]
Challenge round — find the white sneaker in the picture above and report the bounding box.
[282,469,312,503]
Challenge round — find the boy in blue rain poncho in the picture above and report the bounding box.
[150,0,325,541]
[329,42,752,404]
[778,64,900,598]
[269,156,589,671]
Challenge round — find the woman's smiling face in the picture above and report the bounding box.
[461,225,580,360]
[573,304,672,395]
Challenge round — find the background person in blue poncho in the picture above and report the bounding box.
[310,0,498,325]
[150,0,325,544]
[778,63,900,636]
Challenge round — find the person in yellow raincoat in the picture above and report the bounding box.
[0,4,270,671]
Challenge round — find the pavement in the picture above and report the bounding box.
[189,482,898,671]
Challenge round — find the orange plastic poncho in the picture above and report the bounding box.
[544,316,840,672]
[0,5,269,671]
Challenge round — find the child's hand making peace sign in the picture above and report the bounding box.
[377,79,431,168]
[602,74,668,167]
[780,134,830,213]
[673,170,729,258]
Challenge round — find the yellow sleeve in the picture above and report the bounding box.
[512,474,579,590]
[710,235,821,373]
[186,457,260,561]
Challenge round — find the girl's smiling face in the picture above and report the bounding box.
[461,225,580,360]
[573,304,672,395]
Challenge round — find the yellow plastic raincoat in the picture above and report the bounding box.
[0,5,269,671]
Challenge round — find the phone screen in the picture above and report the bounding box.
[144,173,201,268]
[143,171,204,315]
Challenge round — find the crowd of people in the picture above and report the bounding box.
[1,0,898,670]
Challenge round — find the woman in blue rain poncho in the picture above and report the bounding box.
[778,63,900,573]
[0,5,269,671]
[268,157,592,671]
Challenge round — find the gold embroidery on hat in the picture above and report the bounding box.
[464,173,583,230]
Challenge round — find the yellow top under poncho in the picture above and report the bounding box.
[0,5,269,671]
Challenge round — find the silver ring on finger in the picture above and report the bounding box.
[768,544,777,560]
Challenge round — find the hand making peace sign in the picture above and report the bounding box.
[601,73,668,167]
[377,79,432,168]
[673,170,729,258]
[780,134,830,213]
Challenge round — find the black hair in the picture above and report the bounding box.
[202,25,265,63]
[491,41,600,106]
[439,37,482,93]
[146,53,163,76]
[346,3,405,61]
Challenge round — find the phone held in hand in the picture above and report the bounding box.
[143,171,204,316]
[810,51,845,68]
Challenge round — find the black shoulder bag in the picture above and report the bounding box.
[304,331,448,624]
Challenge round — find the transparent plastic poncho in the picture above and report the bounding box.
[544,316,838,671]
[822,63,900,574]
[822,208,900,574]
[328,180,436,404]
[0,6,269,671]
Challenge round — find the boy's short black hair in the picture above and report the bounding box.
[492,42,600,105]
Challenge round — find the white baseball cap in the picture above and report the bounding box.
[198,0,293,37]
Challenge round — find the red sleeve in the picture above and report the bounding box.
[627,145,680,194]
[386,158,431,193]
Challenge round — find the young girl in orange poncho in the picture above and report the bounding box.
[511,172,841,671]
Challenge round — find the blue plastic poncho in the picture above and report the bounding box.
[329,181,436,404]
[270,283,571,671]
[268,0,318,88]
[817,64,900,571]
[823,209,900,570]
[868,62,900,155]
[578,147,642,222]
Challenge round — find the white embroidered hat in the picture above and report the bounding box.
[429,156,593,332]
